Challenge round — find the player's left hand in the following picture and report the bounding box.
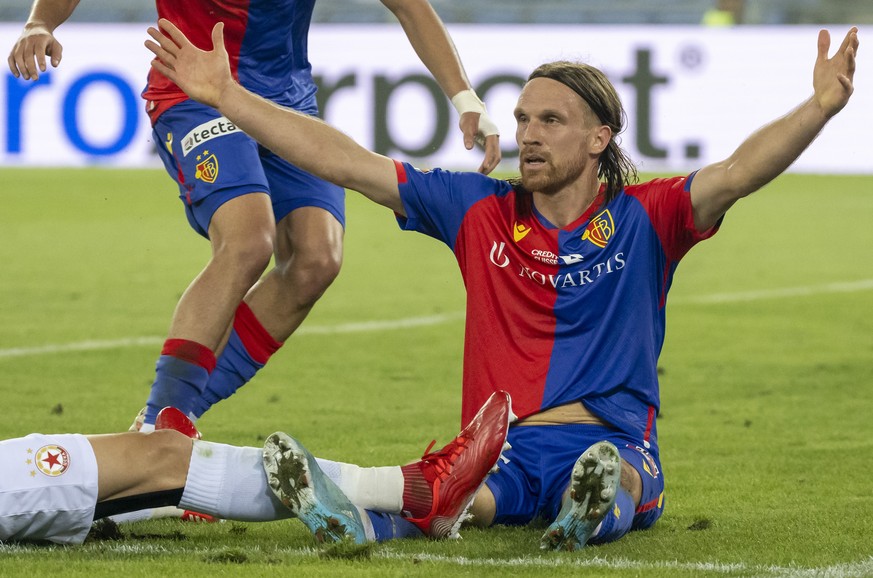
[813,27,859,118]
[459,110,501,175]
[452,89,501,174]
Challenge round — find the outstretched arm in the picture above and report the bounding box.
[146,19,405,215]
[690,27,859,232]
[7,0,80,80]
[381,0,501,175]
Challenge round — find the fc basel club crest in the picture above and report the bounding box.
[582,209,614,248]
[34,444,70,477]
[195,152,219,184]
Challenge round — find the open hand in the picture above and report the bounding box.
[145,19,234,109]
[814,27,859,118]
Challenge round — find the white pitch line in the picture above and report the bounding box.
[1,278,871,361]
[0,312,465,360]
[295,311,465,335]
[0,336,163,359]
[1,542,871,578]
[671,278,873,305]
[375,551,873,578]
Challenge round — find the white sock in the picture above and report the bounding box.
[179,440,290,521]
[139,423,155,433]
[315,458,404,513]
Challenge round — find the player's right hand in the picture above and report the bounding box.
[146,19,234,111]
[7,24,64,80]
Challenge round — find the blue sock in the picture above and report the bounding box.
[588,487,635,544]
[365,511,424,542]
[192,329,262,419]
[144,354,212,425]
[192,302,282,419]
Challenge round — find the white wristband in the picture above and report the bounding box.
[451,89,500,139]
[451,89,486,115]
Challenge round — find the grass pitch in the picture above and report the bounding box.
[0,168,871,577]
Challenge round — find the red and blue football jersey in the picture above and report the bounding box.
[394,161,718,451]
[144,0,318,123]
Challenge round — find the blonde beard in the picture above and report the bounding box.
[519,162,584,196]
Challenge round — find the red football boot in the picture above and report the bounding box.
[401,390,514,538]
[154,406,201,440]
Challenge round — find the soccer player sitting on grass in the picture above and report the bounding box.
[0,393,512,545]
[144,19,859,551]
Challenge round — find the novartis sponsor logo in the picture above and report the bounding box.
[489,241,625,289]
[518,253,625,288]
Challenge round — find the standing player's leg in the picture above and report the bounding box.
[137,105,276,431]
[247,206,344,342]
[139,194,275,431]
[193,156,345,418]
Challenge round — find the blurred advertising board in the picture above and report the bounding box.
[1,24,868,173]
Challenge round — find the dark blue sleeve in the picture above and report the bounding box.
[393,161,509,250]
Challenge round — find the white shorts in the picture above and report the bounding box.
[0,433,98,545]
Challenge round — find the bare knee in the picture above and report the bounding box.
[279,245,343,309]
[467,484,497,528]
[272,208,344,309]
[288,251,342,308]
[207,193,277,288]
[213,233,274,288]
[620,461,643,506]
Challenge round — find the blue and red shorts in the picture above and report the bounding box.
[152,100,345,238]
[485,423,665,530]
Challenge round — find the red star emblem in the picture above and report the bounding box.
[42,451,62,469]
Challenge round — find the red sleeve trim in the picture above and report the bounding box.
[393,159,408,185]
[627,175,717,263]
